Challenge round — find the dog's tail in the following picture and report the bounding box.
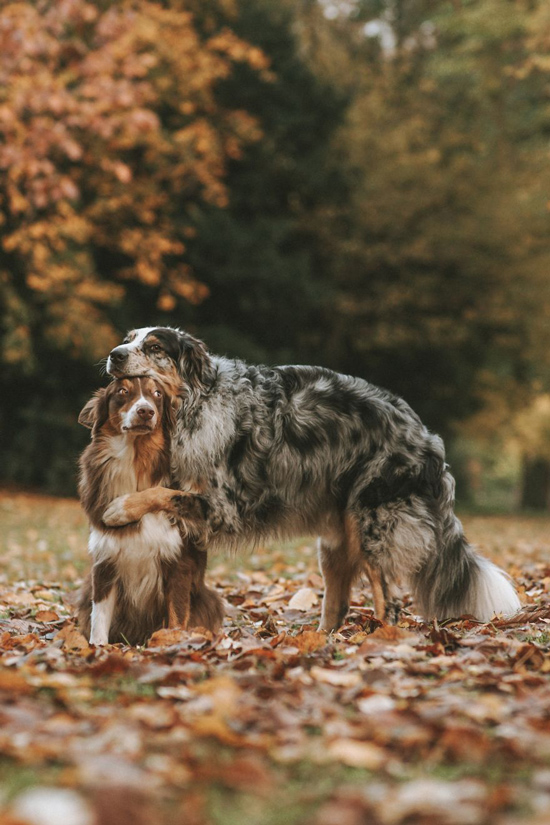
[412,473,520,622]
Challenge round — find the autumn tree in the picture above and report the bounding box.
[0,0,267,367]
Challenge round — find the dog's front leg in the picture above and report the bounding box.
[318,520,363,632]
[90,560,117,646]
[364,561,387,620]
[102,487,201,527]
[318,539,352,632]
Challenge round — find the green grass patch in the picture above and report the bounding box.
[0,758,65,803]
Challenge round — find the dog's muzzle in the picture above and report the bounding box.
[122,400,157,432]
[107,346,129,375]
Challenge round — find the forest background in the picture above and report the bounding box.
[2,0,550,510]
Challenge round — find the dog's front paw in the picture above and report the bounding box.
[171,493,199,518]
[103,495,132,527]
[172,493,209,521]
[89,633,109,646]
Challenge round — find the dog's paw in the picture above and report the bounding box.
[89,633,109,646]
[171,493,201,518]
[172,493,209,522]
[103,495,132,527]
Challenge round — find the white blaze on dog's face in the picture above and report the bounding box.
[110,377,164,435]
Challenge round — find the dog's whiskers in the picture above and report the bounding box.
[95,358,109,376]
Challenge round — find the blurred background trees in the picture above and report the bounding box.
[2,0,550,505]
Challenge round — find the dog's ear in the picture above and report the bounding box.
[161,390,180,434]
[78,388,110,436]
[177,333,214,393]
[78,396,98,430]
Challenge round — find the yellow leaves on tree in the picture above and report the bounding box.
[0,0,267,362]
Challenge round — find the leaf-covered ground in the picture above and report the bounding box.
[1,491,550,825]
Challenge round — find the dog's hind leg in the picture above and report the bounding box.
[90,560,117,645]
[364,562,400,623]
[318,514,363,632]
[364,562,386,620]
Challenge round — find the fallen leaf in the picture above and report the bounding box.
[310,667,361,688]
[34,610,59,623]
[293,630,327,653]
[54,623,92,653]
[89,654,131,676]
[32,589,57,602]
[287,588,318,611]
[369,625,413,643]
[326,739,387,769]
[0,669,33,695]
[147,627,191,647]
[357,695,396,715]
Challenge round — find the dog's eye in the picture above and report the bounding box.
[153,390,162,398]
[117,387,128,396]
[149,345,163,354]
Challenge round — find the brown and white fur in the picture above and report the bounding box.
[77,376,224,645]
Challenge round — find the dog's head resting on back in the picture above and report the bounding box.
[79,376,176,440]
[106,327,214,398]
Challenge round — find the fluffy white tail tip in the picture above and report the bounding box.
[472,558,521,622]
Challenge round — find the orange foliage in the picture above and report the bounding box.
[0,0,266,360]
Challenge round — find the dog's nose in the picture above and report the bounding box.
[137,406,154,420]
[109,347,128,364]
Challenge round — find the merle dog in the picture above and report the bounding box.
[102,326,520,631]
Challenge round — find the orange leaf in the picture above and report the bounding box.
[0,669,33,695]
[34,610,59,623]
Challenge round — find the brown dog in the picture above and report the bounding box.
[77,376,223,645]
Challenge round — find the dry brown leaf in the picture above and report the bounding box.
[89,654,131,677]
[0,669,33,695]
[54,623,92,653]
[147,627,191,647]
[293,630,327,653]
[369,625,413,642]
[213,755,273,794]
[34,610,59,623]
[287,587,318,611]
[0,633,41,651]
[310,666,361,688]
[1,592,36,607]
[326,739,387,769]
[190,714,248,747]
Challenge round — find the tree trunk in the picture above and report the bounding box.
[520,457,550,510]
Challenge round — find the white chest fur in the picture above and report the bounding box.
[89,514,181,607]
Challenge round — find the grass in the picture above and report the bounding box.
[0,759,66,804]
[205,762,373,825]
[0,490,88,584]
